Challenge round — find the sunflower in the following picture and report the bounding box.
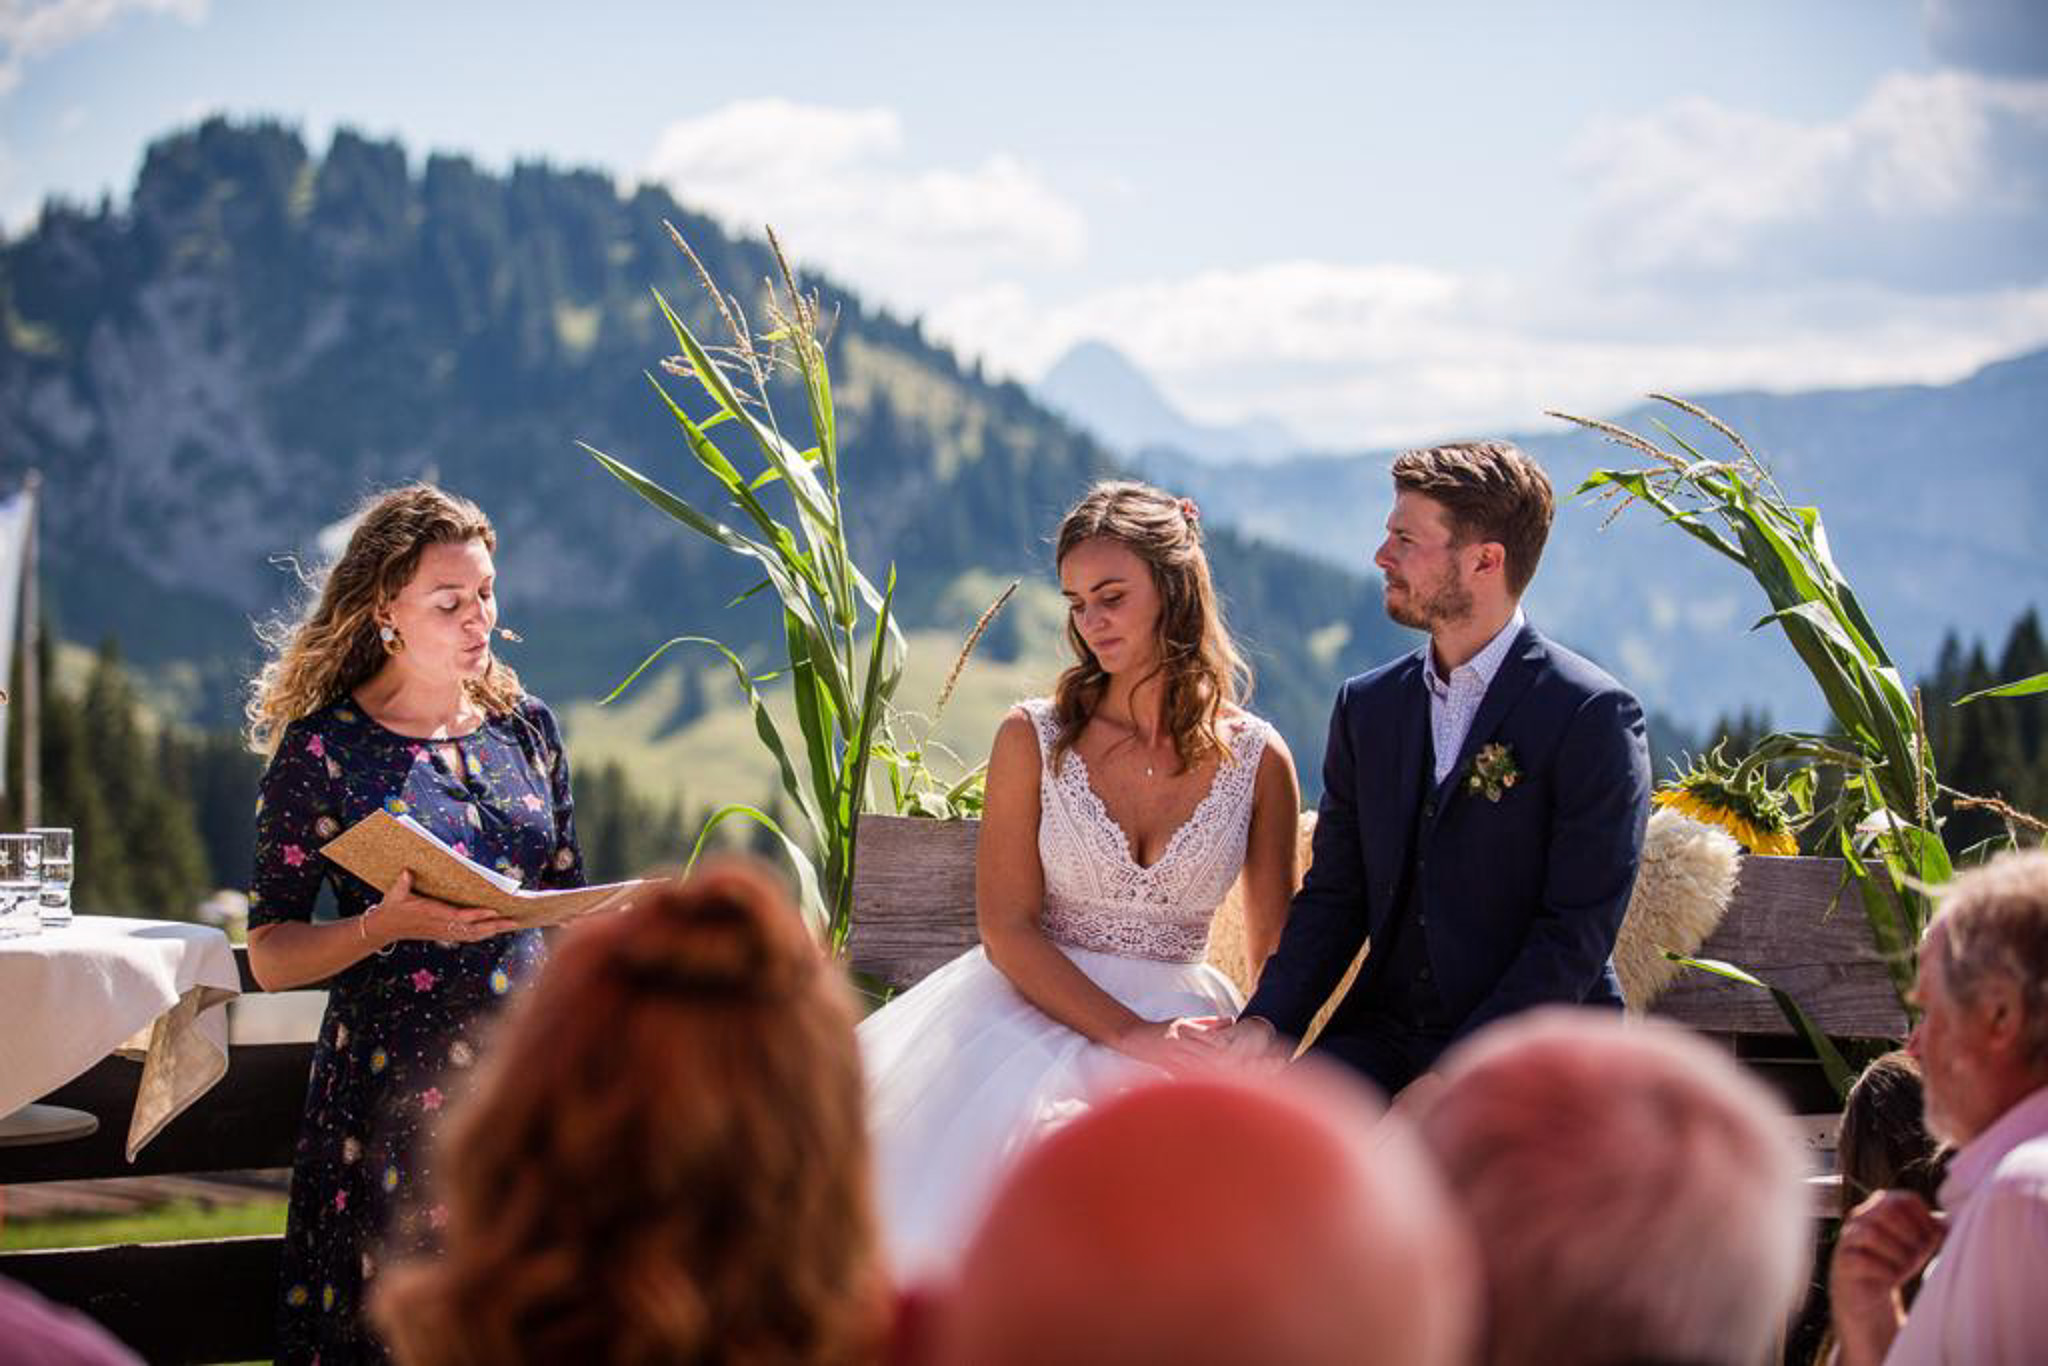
[1654,741,1801,856]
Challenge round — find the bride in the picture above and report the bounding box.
[860,480,1301,1275]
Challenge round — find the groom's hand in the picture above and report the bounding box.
[1199,1015,1291,1070]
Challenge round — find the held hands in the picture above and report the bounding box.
[364,870,523,948]
[1829,1189,1947,1365]
[1111,1017,1230,1074]
[1198,1015,1293,1069]
[1112,1014,1291,1074]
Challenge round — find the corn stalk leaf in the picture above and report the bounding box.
[605,634,827,853]
[684,802,829,940]
[1667,954,1855,1100]
[579,441,843,678]
[1576,469,1743,562]
[829,571,899,947]
[653,288,836,530]
[1957,671,2048,704]
[784,606,845,844]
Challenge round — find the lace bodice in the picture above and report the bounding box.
[1024,697,1271,963]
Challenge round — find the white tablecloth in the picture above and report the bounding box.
[0,916,241,1160]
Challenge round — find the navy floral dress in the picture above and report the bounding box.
[250,695,583,1365]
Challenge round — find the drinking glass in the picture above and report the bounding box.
[28,827,73,927]
[0,834,40,939]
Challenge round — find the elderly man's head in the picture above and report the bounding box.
[1913,848,2048,1145]
[932,1068,1476,1366]
[1417,1010,1809,1366]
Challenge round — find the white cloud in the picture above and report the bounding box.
[0,0,206,94]
[1572,70,2048,291]
[908,67,2048,450]
[930,260,2048,449]
[641,89,2048,452]
[642,99,1086,316]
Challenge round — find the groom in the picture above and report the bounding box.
[1214,440,1650,1095]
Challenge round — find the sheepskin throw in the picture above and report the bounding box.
[1614,807,1744,1010]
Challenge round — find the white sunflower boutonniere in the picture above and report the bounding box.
[1465,742,1522,803]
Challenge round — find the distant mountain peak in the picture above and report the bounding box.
[1035,339,1303,465]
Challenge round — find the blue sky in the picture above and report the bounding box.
[5,0,2046,445]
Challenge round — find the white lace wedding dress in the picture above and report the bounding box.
[860,697,1272,1276]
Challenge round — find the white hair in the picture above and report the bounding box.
[1418,1009,1811,1366]
[1933,849,2048,1071]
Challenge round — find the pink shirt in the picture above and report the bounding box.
[1885,1083,2048,1364]
[0,1278,142,1365]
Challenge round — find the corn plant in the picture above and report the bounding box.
[580,226,904,950]
[1551,396,1973,1059]
[870,579,1017,820]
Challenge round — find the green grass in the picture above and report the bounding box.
[0,1196,288,1251]
[561,616,1069,818]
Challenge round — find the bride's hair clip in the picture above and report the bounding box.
[1177,497,1201,527]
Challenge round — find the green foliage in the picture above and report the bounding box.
[1922,611,2048,857]
[1556,398,2043,1084]
[2,638,224,917]
[585,229,905,948]
[575,760,689,882]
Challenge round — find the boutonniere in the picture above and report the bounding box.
[1464,742,1522,803]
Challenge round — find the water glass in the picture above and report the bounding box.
[29,827,73,927]
[0,833,40,939]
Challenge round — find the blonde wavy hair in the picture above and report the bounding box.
[245,484,523,753]
[1050,480,1250,777]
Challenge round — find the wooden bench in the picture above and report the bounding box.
[850,814,1907,1040]
[0,818,1905,1362]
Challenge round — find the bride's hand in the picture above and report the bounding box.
[1111,1017,1231,1074]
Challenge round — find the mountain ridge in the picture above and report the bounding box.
[1125,350,2048,727]
[0,117,1408,793]
[1037,339,1303,464]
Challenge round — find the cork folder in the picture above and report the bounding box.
[321,809,644,927]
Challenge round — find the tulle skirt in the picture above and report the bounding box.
[859,941,1242,1278]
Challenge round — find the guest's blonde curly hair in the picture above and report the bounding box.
[244,484,523,753]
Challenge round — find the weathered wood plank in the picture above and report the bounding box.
[848,816,981,987]
[1652,856,1909,1039]
[0,1236,281,1364]
[0,1042,312,1185]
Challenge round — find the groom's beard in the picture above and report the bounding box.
[1383,566,1474,632]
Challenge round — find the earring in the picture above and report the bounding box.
[379,623,404,653]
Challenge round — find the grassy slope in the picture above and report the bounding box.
[0,1197,288,1251]
[560,596,1072,832]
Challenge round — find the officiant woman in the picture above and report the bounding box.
[243,484,587,1365]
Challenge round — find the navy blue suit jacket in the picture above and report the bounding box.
[1243,621,1651,1045]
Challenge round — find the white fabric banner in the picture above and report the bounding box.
[0,488,33,794]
